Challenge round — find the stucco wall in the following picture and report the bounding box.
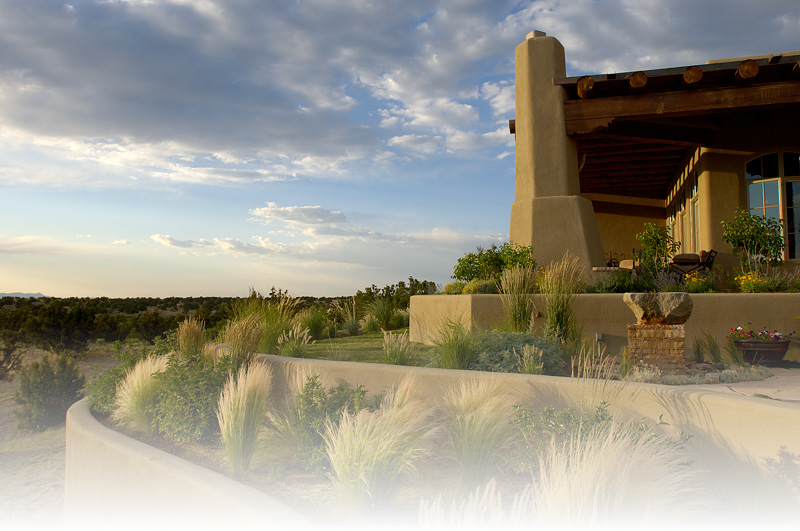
[410,293,800,362]
[263,356,800,523]
[64,399,307,528]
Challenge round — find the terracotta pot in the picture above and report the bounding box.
[732,339,790,364]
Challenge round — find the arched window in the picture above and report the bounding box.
[746,152,800,259]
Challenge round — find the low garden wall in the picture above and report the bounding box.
[409,293,800,361]
[64,398,307,528]
[263,356,800,525]
[66,355,800,526]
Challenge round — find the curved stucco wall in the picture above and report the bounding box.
[262,356,800,525]
[64,398,307,529]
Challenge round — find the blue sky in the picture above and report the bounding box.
[1,0,798,298]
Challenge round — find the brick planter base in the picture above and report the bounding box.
[627,324,686,372]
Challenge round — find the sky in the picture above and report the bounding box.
[1,0,798,298]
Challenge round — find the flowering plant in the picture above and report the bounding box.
[727,324,793,341]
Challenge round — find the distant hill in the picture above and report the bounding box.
[0,292,47,298]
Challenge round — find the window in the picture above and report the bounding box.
[745,152,800,259]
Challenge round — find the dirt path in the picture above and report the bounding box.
[0,349,116,529]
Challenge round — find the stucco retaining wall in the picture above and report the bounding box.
[64,398,307,529]
[410,293,800,361]
[263,356,800,524]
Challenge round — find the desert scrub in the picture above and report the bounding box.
[433,319,478,370]
[366,296,395,330]
[14,352,85,431]
[419,479,531,527]
[525,418,698,526]
[217,360,273,476]
[382,329,418,365]
[324,377,437,508]
[471,331,565,376]
[295,305,329,340]
[151,355,231,443]
[440,378,515,487]
[112,355,169,434]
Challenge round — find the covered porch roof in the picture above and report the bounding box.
[515,53,800,200]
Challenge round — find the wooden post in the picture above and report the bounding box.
[629,71,648,91]
[736,59,759,81]
[577,76,595,99]
[682,65,703,87]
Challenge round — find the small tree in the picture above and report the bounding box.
[635,223,680,275]
[721,208,784,273]
[14,353,85,430]
[452,243,536,283]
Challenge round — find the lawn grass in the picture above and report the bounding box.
[303,329,437,366]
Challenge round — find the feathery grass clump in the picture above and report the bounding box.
[112,355,169,434]
[441,378,515,487]
[419,479,531,527]
[693,331,723,364]
[499,264,537,333]
[434,319,478,370]
[216,360,273,476]
[277,323,312,357]
[295,305,329,340]
[221,313,265,371]
[527,421,700,526]
[382,329,418,365]
[176,316,205,361]
[538,252,585,343]
[325,377,437,508]
[515,344,544,375]
[711,478,800,529]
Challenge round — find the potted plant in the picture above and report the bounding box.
[727,324,794,364]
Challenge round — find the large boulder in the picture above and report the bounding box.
[623,292,693,325]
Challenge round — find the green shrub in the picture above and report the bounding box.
[264,375,374,475]
[471,331,565,376]
[462,279,499,294]
[112,355,169,434]
[443,281,467,294]
[452,243,536,283]
[587,270,654,293]
[217,360,272,476]
[14,353,85,431]
[434,319,478,370]
[360,314,381,333]
[441,379,514,487]
[508,403,610,474]
[151,356,230,443]
[342,317,360,337]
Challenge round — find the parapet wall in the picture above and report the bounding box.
[64,398,307,528]
[410,293,800,361]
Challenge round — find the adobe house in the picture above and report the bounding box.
[510,31,800,271]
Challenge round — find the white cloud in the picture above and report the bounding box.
[150,234,212,249]
[250,202,347,225]
[387,134,443,155]
[111,239,130,245]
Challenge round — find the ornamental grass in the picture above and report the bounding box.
[216,359,273,476]
[526,421,701,526]
[112,355,169,434]
[324,377,437,509]
[440,378,515,487]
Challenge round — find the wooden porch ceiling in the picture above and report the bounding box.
[553,53,800,200]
